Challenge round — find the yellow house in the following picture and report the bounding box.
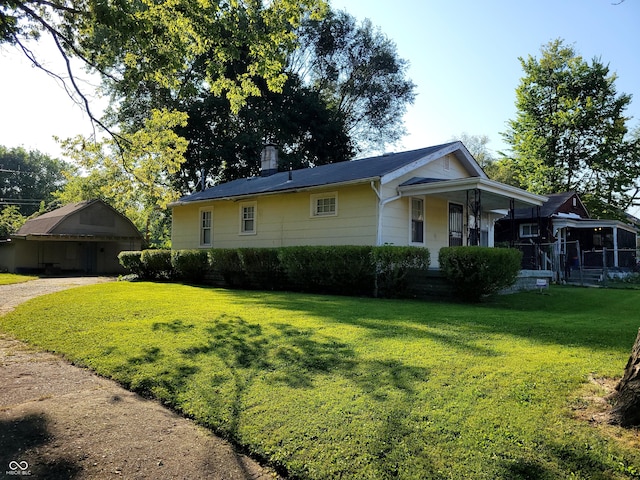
[170,142,546,266]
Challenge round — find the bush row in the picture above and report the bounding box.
[438,246,523,302]
[119,245,523,301]
[119,246,430,298]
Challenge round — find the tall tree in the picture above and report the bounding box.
[56,109,188,247]
[0,145,70,215]
[111,7,418,190]
[1,0,327,133]
[502,39,640,217]
[173,75,354,191]
[292,9,416,154]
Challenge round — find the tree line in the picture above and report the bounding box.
[1,0,639,242]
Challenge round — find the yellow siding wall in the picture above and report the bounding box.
[171,152,474,263]
[172,183,378,249]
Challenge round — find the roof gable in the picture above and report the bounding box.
[16,200,142,238]
[173,142,484,204]
[510,192,589,220]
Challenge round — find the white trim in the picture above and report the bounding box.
[169,178,376,207]
[380,142,487,186]
[239,201,257,235]
[397,176,547,207]
[409,196,425,245]
[199,207,213,247]
[519,223,539,238]
[310,192,338,217]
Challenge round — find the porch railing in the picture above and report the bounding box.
[512,240,638,284]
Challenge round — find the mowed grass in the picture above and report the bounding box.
[2,283,640,479]
[0,273,38,285]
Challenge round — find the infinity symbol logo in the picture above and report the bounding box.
[9,460,29,471]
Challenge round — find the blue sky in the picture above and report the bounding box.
[1,1,639,213]
[328,0,640,156]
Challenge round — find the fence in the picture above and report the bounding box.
[513,240,638,285]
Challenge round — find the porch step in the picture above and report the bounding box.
[567,268,604,286]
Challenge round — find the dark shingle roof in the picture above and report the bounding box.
[177,143,459,203]
[510,192,576,219]
[17,200,95,235]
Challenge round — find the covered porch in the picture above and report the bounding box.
[398,177,547,248]
[553,217,637,270]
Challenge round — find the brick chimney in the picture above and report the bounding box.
[260,144,278,177]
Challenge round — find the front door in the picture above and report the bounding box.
[449,203,463,247]
[81,242,97,274]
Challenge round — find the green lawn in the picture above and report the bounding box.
[1,283,639,479]
[0,273,38,285]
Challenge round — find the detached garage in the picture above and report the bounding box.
[0,200,143,275]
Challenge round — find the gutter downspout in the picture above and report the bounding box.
[371,181,401,246]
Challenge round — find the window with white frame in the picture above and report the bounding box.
[240,202,256,234]
[311,192,337,217]
[200,208,212,246]
[411,197,424,243]
[519,223,539,238]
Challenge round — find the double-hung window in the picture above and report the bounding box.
[200,208,212,246]
[311,192,337,217]
[240,202,257,234]
[519,223,539,238]
[411,197,424,243]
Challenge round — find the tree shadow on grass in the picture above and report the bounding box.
[0,413,81,479]
[230,289,638,352]
[116,345,199,403]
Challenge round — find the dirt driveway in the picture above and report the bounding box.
[0,277,279,479]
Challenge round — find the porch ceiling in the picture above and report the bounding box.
[397,177,547,211]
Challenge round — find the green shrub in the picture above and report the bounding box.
[278,246,374,295]
[171,250,209,283]
[140,249,173,280]
[372,246,430,298]
[118,251,146,277]
[237,248,284,290]
[439,246,522,302]
[209,248,247,288]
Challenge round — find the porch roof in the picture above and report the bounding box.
[551,216,638,234]
[397,177,547,211]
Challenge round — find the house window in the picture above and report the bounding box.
[411,197,424,243]
[520,223,539,238]
[311,192,337,217]
[240,202,256,234]
[200,209,212,246]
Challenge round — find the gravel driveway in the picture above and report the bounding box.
[0,277,278,479]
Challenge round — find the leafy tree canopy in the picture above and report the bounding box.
[0,204,27,237]
[108,7,413,193]
[292,9,416,154]
[0,145,70,216]
[1,0,327,129]
[55,109,188,247]
[502,39,640,218]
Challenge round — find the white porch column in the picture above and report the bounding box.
[613,226,619,267]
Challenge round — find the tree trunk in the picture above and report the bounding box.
[609,328,640,427]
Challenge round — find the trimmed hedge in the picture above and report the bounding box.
[140,249,173,279]
[372,246,431,298]
[438,246,522,302]
[120,246,437,298]
[237,248,284,290]
[117,251,146,278]
[209,248,246,288]
[171,249,209,283]
[278,246,374,295]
